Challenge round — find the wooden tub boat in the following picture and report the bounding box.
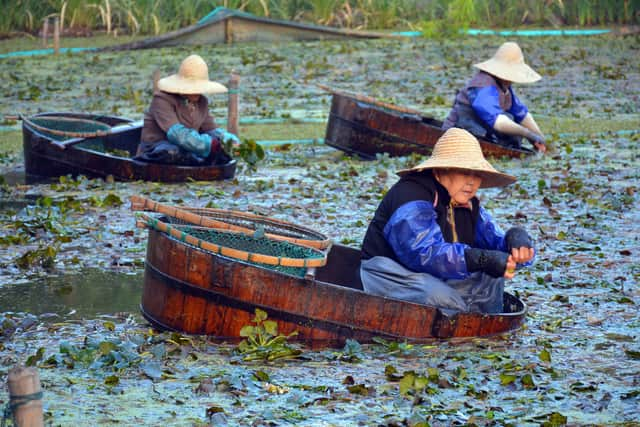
[103,7,393,51]
[141,228,527,346]
[323,88,535,160]
[22,112,236,182]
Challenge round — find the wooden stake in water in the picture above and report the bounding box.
[53,17,60,55]
[42,19,49,47]
[152,69,161,93]
[6,365,44,427]
[227,72,240,137]
[225,19,233,44]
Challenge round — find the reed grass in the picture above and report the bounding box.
[0,0,637,36]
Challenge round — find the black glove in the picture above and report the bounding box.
[505,227,533,252]
[465,248,509,278]
[525,131,546,146]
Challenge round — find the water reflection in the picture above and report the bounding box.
[1,165,62,186]
[0,269,143,319]
[1,167,27,186]
[0,198,33,212]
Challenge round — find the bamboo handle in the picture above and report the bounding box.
[316,83,425,116]
[130,195,238,232]
[136,212,327,268]
[129,195,332,250]
[227,71,240,136]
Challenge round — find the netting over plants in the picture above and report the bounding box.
[130,195,332,250]
[139,213,328,278]
[180,224,322,277]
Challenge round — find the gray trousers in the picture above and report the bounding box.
[360,256,504,314]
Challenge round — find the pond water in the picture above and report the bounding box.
[0,269,142,320]
[0,34,638,426]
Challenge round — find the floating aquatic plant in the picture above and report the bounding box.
[235,308,302,362]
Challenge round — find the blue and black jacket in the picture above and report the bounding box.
[443,71,529,137]
[361,171,509,280]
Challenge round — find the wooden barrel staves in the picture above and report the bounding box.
[5,366,44,427]
[322,88,535,159]
[140,229,527,346]
[22,112,237,182]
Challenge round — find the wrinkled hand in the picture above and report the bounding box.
[533,141,546,153]
[504,255,517,279]
[510,246,535,264]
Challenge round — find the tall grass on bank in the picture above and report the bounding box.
[0,0,638,36]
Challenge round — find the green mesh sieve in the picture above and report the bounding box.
[172,223,325,278]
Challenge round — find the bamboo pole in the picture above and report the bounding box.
[227,72,240,137]
[224,19,233,44]
[152,69,161,93]
[6,366,44,427]
[53,17,60,55]
[42,19,49,47]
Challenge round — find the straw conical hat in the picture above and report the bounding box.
[473,42,541,84]
[396,128,516,188]
[158,54,228,95]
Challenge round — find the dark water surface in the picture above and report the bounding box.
[0,269,143,319]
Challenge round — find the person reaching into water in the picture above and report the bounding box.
[360,127,535,314]
[442,42,547,153]
[136,54,238,165]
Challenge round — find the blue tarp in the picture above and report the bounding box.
[392,28,611,37]
[0,47,96,59]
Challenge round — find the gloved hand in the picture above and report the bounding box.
[465,248,509,278]
[505,227,533,252]
[525,130,546,152]
[214,128,240,146]
[167,123,213,157]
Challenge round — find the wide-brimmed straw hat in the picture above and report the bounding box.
[157,54,228,95]
[396,128,516,188]
[473,42,541,84]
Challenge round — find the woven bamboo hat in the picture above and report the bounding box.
[158,54,228,95]
[397,128,516,188]
[473,42,541,84]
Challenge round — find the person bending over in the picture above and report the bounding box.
[442,42,546,153]
[136,54,237,165]
[360,127,535,314]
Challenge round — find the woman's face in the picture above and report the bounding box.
[184,94,200,103]
[435,169,482,204]
[496,78,512,89]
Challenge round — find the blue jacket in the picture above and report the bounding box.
[443,71,528,132]
[361,171,532,280]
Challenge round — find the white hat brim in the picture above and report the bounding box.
[397,159,516,188]
[157,74,228,95]
[474,59,541,84]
